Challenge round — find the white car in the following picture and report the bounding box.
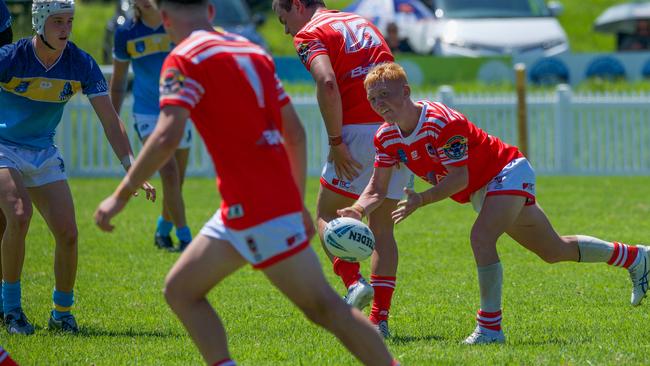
[408,0,569,57]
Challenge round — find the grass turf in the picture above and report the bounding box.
[3,176,650,364]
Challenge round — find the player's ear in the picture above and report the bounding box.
[403,84,411,98]
[207,2,215,22]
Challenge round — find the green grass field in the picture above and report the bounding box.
[4,176,650,365]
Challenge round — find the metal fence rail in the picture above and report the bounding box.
[55,85,650,177]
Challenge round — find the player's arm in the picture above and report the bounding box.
[94,105,188,231]
[338,166,393,221]
[309,55,361,180]
[109,59,130,114]
[392,164,468,224]
[281,102,307,198]
[89,94,155,200]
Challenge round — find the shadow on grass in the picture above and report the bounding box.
[389,334,445,344]
[77,326,180,338]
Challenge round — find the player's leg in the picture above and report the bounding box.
[263,247,396,366]
[316,187,371,303]
[0,168,34,335]
[367,198,398,338]
[0,211,5,320]
[157,155,192,249]
[507,203,649,305]
[171,139,191,251]
[464,194,526,345]
[164,234,246,365]
[28,179,79,332]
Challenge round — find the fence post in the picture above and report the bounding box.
[554,84,572,174]
[438,85,454,106]
[515,63,528,158]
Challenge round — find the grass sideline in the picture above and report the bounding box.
[4,176,650,365]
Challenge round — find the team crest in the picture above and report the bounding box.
[442,135,468,160]
[297,42,311,64]
[160,68,185,95]
[135,40,146,54]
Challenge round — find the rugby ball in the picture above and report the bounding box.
[324,217,375,262]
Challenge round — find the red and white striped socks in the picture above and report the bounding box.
[476,309,502,331]
[369,275,396,324]
[0,347,17,366]
[607,242,640,269]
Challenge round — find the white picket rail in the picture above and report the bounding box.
[55,85,650,177]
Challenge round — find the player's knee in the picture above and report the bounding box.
[158,159,180,181]
[54,224,78,248]
[299,292,341,327]
[469,229,497,252]
[5,203,32,231]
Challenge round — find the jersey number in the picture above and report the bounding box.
[330,19,382,54]
[234,55,265,108]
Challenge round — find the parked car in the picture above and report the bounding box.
[102,0,267,64]
[408,0,569,57]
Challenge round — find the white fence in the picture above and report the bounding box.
[56,85,650,177]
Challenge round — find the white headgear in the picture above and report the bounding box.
[32,0,75,36]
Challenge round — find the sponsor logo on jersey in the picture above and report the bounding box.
[411,150,420,160]
[349,62,379,79]
[59,82,74,101]
[442,135,467,160]
[257,129,283,146]
[40,81,52,89]
[14,81,29,93]
[226,204,245,219]
[245,236,262,262]
[397,149,408,163]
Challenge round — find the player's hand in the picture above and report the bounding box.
[337,207,362,221]
[328,143,362,181]
[94,194,128,232]
[391,188,423,224]
[139,181,156,202]
[301,206,316,241]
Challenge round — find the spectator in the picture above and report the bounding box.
[385,22,413,54]
[618,19,650,51]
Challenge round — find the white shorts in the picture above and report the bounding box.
[321,123,412,200]
[0,143,67,187]
[133,113,193,150]
[470,157,536,213]
[199,210,310,269]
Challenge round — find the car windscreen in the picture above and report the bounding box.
[212,0,251,25]
[436,0,551,18]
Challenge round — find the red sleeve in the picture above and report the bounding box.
[436,119,470,167]
[275,73,290,108]
[373,131,398,168]
[159,54,205,111]
[293,29,328,71]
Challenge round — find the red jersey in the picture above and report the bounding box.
[160,30,302,229]
[374,101,522,203]
[294,10,394,125]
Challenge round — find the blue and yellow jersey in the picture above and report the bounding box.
[0,0,11,32]
[113,18,172,116]
[0,38,108,149]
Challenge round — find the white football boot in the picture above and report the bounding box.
[463,325,505,345]
[343,277,374,310]
[374,320,391,339]
[629,245,650,306]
